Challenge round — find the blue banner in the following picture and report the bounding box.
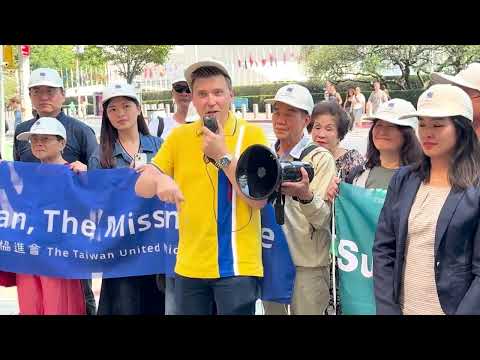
[0,161,294,303]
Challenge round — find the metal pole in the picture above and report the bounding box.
[0,45,5,157]
[76,56,81,118]
[18,46,32,120]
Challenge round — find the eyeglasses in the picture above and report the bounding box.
[173,84,191,94]
[29,135,60,144]
[30,87,60,97]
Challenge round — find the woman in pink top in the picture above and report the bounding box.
[14,117,87,315]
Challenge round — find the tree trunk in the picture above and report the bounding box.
[404,66,411,89]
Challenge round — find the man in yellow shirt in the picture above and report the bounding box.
[135,59,268,315]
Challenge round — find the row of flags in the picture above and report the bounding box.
[236,51,299,69]
[58,64,164,86]
[57,48,301,88]
[59,66,107,88]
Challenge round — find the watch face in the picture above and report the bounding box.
[218,156,231,168]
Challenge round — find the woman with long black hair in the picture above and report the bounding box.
[374,84,480,314]
[89,83,165,315]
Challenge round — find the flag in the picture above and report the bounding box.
[238,59,242,68]
[334,182,387,314]
[249,54,254,67]
[261,54,267,66]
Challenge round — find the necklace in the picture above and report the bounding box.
[118,139,141,161]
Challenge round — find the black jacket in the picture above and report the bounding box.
[13,111,97,164]
[373,165,480,315]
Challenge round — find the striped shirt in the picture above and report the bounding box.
[400,182,451,315]
[151,112,268,278]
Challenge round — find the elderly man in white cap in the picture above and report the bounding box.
[13,67,98,315]
[135,59,269,315]
[261,85,336,315]
[431,63,480,135]
[148,77,196,140]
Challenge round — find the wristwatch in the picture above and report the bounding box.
[215,154,233,170]
[298,193,314,204]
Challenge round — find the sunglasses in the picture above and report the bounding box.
[173,84,191,94]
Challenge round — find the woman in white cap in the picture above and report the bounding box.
[14,117,87,315]
[88,83,165,315]
[324,98,422,315]
[431,63,480,136]
[326,98,422,202]
[374,84,480,315]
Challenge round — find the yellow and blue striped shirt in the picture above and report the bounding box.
[151,112,268,278]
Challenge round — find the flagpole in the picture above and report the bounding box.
[0,45,5,157]
[331,194,337,315]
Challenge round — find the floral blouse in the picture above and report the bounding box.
[335,148,365,180]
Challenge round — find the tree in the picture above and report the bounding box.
[433,45,480,74]
[30,45,77,70]
[368,45,439,89]
[30,45,107,71]
[91,45,173,84]
[301,45,439,90]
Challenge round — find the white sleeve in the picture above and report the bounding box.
[148,117,159,135]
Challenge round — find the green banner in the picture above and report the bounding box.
[334,182,387,315]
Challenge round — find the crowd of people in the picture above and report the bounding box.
[1,59,480,315]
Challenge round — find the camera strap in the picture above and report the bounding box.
[295,143,318,162]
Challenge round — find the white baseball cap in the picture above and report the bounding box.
[363,98,418,128]
[184,59,231,89]
[16,117,67,141]
[172,76,187,85]
[431,63,480,93]
[399,84,473,122]
[29,68,64,88]
[102,83,139,105]
[266,84,314,115]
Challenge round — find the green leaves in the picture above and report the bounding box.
[301,45,480,90]
[29,45,173,84]
[95,45,173,83]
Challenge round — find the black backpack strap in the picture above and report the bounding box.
[156,116,164,138]
[296,143,318,161]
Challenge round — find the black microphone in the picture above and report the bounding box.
[203,115,219,165]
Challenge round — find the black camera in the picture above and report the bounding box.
[203,114,218,134]
[280,161,314,183]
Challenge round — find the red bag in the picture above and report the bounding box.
[0,271,16,287]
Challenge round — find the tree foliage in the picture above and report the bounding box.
[89,45,173,83]
[301,45,480,89]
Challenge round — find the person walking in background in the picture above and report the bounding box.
[8,97,23,130]
[366,80,389,116]
[351,87,366,125]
